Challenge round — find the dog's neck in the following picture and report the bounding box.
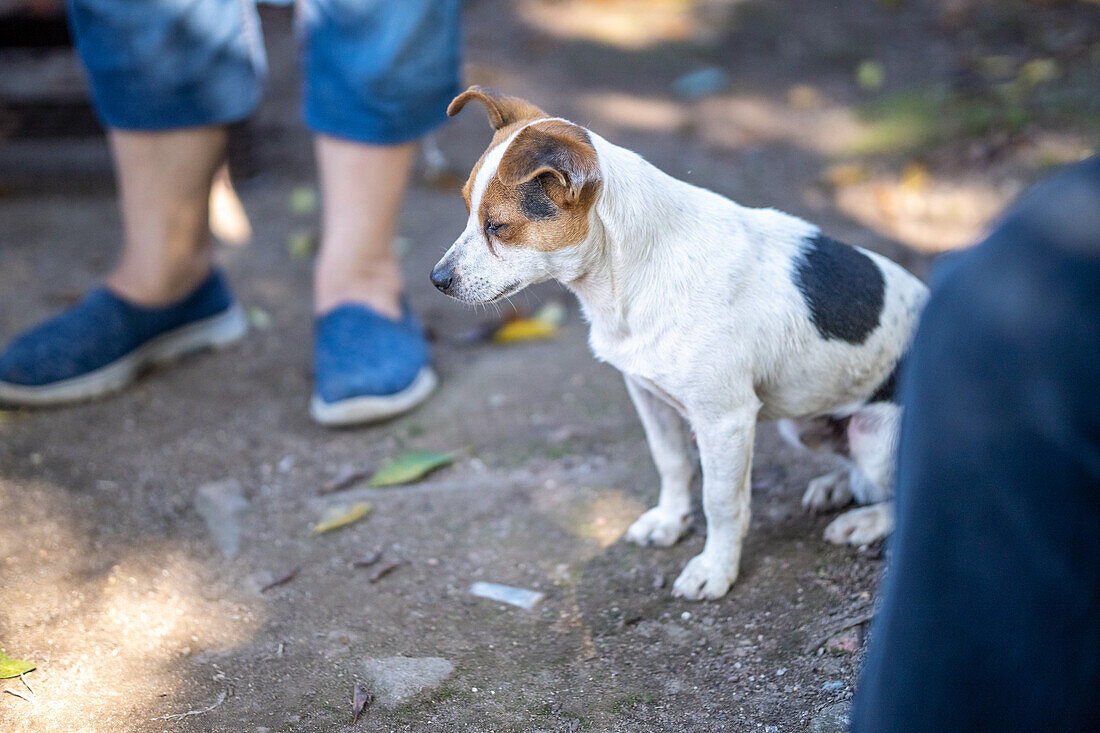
[563,133,733,337]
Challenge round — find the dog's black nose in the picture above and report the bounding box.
[430,264,454,292]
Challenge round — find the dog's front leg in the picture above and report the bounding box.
[672,406,758,601]
[623,376,696,547]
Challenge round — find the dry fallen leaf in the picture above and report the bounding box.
[313,502,373,534]
[369,450,455,487]
[492,318,558,343]
[352,684,373,722]
[492,302,566,344]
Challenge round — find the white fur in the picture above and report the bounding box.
[435,122,928,600]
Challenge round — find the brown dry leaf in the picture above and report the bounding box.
[352,684,373,722]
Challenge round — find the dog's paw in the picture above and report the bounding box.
[823,503,894,545]
[671,553,736,601]
[625,507,690,547]
[802,470,853,514]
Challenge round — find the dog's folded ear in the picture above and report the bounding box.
[496,120,601,206]
[447,86,547,130]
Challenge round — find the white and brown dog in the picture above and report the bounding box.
[432,87,928,601]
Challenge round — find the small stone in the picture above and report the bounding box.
[362,656,454,708]
[194,479,247,558]
[822,680,845,691]
[826,625,864,655]
[680,612,691,621]
[810,702,851,732]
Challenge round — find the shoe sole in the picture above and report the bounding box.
[310,366,438,427]
[0,304,248,407]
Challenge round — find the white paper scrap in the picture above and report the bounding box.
[469,581,545,610]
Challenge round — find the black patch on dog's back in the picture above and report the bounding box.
[793,234,885,344]
[519,178,557,221]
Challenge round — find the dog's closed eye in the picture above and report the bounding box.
[484,220,508,236]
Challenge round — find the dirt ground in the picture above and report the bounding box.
[1,1,1096,731]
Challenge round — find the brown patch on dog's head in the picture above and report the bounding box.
[478,119,602,252]
[449,87,602,253]
[450,87,553,213]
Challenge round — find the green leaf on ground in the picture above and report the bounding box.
[369,450,456,487]
[247,306,273,331]
[287,229,318,259]
[856,60,885,91]
[288,186,318,216]
[313,502,372,534]
[0,651,35,679]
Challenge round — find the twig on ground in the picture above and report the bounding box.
[259,566,300,593]
[353,550,383,568]
[320,469,371,496]
[19,673,34,696]
[804,610,876,653]
[151,688,228,721]
[4,688,30,702]
[368,560,404,583]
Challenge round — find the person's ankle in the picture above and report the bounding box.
[106,255,213,307]
[314,262,404,319]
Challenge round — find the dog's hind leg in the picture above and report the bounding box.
[823,402,899,545]
[777,417,855,513]
[624,376,696,547]
[802,469,854,513]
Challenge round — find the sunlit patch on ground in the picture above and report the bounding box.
[579,92,691,132]
[518,0,739,50]
[0,479,264,729]
[830,168,1019,252]
[532,482,647,550]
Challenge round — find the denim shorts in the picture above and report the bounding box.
[66,0,462,144]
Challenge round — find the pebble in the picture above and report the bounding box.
[194,478,247,558]
[827,626,864,655]
[361,656,454,708]
[810,702,851,732]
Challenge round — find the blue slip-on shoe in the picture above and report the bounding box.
[0,270,247,406]
[311,301,437,426]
